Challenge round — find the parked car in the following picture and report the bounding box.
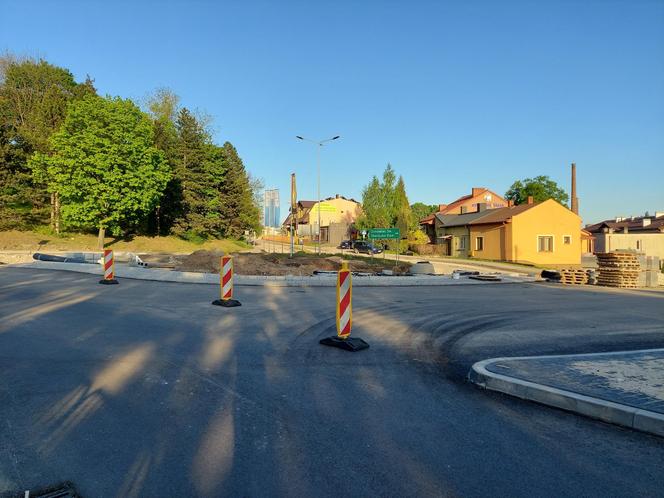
[352,241,383,254]
[338,240,353,249]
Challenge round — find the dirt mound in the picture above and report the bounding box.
[175,250,225,273]
[172,250,410,276]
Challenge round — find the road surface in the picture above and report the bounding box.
[1,267,663,497]
[258,238,539,276]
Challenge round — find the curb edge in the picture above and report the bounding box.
[469,356,664,438]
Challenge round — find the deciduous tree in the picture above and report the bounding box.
[29,95,169,247]
[0,55,96,229]
[505,176,569,205]
[410,202,438,224]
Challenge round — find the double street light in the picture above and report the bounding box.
[296,135,340,255]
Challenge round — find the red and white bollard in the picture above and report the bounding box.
[212,255,241,307]
[99,249,118,285]
[320,261,369,351]
[336,266,352,338]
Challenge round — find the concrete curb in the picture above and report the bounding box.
[469,351,664,438]
[3,261,537,287]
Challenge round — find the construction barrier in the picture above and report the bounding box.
[336,265,352,338]
[320,261,369,351]
[99,249,118,285]
[212,255,241,307]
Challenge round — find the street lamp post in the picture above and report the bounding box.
[296,135,340,255]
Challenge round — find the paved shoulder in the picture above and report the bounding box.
[470,349,664,437]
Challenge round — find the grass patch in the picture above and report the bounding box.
[0,229,250,254]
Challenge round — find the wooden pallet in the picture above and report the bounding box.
[559,268,589,285]
[595,252,642,288]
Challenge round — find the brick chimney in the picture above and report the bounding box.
[527,196,534,205]
[507,200,514,207]
[472,187,485,197]
[571,162,579,215]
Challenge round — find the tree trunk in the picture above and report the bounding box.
[97,226,105,250]
[156,205,161,236]
[54,192,60,234]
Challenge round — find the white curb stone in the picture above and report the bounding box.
[470,351,664,438]
[5,261,537,287]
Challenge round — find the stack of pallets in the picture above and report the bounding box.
[596,252,640,288]
[559,268,589,285]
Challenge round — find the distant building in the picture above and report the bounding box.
[438,187,508,215]
[283,194,362,245]
[263,189,280,228]
[420,187,508,242]
[585,212,664,268]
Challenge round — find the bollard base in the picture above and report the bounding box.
[99,279,119,285]
[319,336,370,352]
[212,299,242,307]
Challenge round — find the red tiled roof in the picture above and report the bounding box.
[441,193,475,214]
[419,213,436,225]
[468,202,540,225]
[585,215,664,234]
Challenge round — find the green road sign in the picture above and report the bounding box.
[368,228,400,240]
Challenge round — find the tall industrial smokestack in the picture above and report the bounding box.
[571,162,579,215]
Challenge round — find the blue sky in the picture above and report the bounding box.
[2,0,663,224]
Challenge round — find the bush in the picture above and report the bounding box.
[180,230,207,245]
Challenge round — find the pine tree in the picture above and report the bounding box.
[218,142,261,238]
[394,175,412,236]
[170,108,226,237]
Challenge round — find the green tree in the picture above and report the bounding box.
[357,164,408,231]
[394,176,412,235]
[505,175,569,206]
[410,202,438,223]
[0,55,96,229]
[143,88,181,235]
[1,57,85,152]
[0,122,33,229]
[382,163,397,223]
[169,108,227,237]
[356,176,388,229]
[29,95,170,247]
[218,141,261,238]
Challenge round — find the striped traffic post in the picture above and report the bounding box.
[320,261,369,351]
[212,255,241,307]
[99,249,118,285]
[336,263,352,338]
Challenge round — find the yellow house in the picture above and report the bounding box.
[283,194,362,244]
[309,195,362,227]
[468,199,582,266]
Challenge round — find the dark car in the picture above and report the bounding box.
[352,241,383,254]
[338,240,353,249]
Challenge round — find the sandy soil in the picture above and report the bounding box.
[174,250,411,276]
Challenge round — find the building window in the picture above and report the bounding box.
[475,236,484,251]
[538,236,554,252]
[458,236,467,250]
[636,240,641,250]
[563,235,572,245]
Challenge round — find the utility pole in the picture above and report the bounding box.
[296,135,340,255]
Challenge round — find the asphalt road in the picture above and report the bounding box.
[1,267,663,497]
[257,239,538,276]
